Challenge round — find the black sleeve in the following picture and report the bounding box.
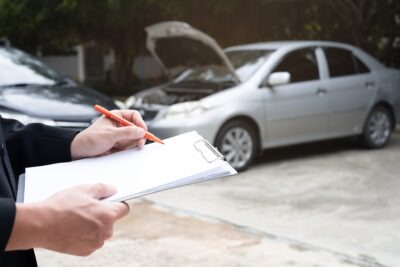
[0,198,16,252]
[2,119,78,176]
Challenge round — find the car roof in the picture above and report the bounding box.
[224,40,359,51]
[224,40,385,70]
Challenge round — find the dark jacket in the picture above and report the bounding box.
[0,118,77,267]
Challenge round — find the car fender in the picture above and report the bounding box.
[367,69,400,125]
[205,103,264,149]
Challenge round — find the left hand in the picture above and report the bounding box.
[70,110,147,160]
[7,183,129,255]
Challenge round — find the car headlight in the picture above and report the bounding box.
[114,99,127,109]
[125,96,137,108]
[163,101,210,119]
[0,111,56,126]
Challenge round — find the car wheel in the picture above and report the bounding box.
[361,106,393,148]
[215,120,258,172]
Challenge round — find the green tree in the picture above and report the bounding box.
[0,0,187,93]
[0,0,398,95]
[0,0,78,54]
[56,0,186,91]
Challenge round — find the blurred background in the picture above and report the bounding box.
[0,0,399,96]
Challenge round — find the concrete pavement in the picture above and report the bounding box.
[36,201,361,267]
[36,133,400,266]
[146,133,400,266]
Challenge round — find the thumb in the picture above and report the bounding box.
[81,183,117,200]
[112,126,145,142]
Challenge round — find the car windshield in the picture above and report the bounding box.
[0,47,63,87]
[174,49,273,86]
[227,49,274,81]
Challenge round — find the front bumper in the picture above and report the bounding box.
[147,116,221,144]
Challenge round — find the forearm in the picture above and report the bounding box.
[3,119,78,175]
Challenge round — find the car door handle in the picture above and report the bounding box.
[316,88,327,96]
[365,81,375,88]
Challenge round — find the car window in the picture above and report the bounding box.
[354,55,370,74]
[174,50,273,86]
[226,50,274,81]
[324,47,370,78]
[272,48,319,83]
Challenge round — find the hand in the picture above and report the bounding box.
[71,110,147,160]
[6,184,129,256]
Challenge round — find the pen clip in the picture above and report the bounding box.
[193,140,225,163]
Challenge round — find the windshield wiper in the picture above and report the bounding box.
[0,79,73,89]
[0,83,32,88]
[171,80,222,89]
[53,77,74,87]
[217,80,238,88]
[171,79,238,91]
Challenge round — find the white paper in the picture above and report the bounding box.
[22,131,237,203]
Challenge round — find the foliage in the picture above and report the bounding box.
[0,0,77,54]
[0,0,398,94]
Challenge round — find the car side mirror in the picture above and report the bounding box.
[267,72,291,87]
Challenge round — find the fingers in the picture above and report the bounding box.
[137,138,146,148]
[95,202,129,244]
[106,201,130,221]
[74,184,129,221]
[107,110,148,149]
[79,183,117,200]
[80,184,130,219]
[126,110,147,131]
[112,110,148,131]
[113,125,145,143]
[114,139,138,150]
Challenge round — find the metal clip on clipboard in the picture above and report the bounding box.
[193,140,225,163]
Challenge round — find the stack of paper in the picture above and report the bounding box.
[18,131,237,203]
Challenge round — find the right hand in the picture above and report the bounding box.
[70,109,147,160]
[6,183,129,256]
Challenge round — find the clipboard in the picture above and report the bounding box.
[18,131,236,203]
[17,174,25,203]
[193,139,224,163]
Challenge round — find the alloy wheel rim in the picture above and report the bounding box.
[220,127,253,169]
[368,111,391,146]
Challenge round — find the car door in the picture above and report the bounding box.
[322,47,377,137]
[262,47,328,147]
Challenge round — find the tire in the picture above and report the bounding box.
[360,106,393,149]
[215,120,258,172]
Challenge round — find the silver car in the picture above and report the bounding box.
[126,21,400,171]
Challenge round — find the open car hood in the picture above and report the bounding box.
[146,21,239,82]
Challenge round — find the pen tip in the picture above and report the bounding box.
[156,139,165,144]
[144,132,164,144]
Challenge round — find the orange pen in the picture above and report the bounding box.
[94,104,164,144]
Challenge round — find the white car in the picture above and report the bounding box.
[127,21,400,171]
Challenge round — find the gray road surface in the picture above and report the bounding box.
[36,133,400,266]
[36,201,361,267]
[147,133,400,266]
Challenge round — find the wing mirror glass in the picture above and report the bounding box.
[267,72,291,87]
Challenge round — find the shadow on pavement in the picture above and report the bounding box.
[254,133,400,166]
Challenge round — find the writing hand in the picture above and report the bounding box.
[71,109,147,160]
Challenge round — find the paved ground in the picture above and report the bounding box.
[36,201,361,267]
[36,133,400,266]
